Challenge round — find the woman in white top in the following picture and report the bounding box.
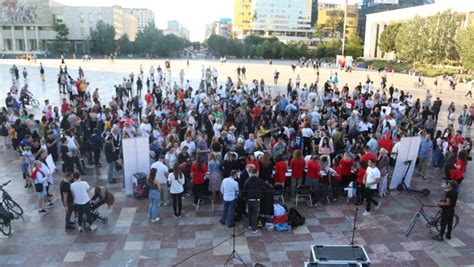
[167,163,185,218]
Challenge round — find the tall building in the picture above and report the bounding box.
[251,0,314,42]
[164,20,189,40]
[359,0,434,39]
[124,8,155,32]
[317,4,358,36]
[233,0,253,38]
[363,0,473,58]
[311,0,318,27]
[205,18,233,40]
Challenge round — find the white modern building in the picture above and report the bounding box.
[251,0,314,42]
[363,0,474,58]
[124,8,155,32]
[51,4,137,41]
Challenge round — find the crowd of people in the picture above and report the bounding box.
[0,59,470,239]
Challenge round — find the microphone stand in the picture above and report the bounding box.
[224,225,246,266]
[350,205,358,245]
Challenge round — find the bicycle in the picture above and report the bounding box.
[406,198,459,237]
[0,180,23,218]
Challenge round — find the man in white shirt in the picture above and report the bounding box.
[151,155,170,206]
[363,159,380,216]
[180,136,196,154]
[220,170,239,227]
[70,172,97,232]
[139,117,152,138]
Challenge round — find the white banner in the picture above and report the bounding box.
[122,137,150,196]
[389,136,421,190]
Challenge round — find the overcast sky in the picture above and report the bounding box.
[55,0,360,41]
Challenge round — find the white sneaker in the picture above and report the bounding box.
[151,217,160,223]
[89,224,97,231]
[362,211,371,216]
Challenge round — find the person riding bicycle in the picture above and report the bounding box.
[20,85,32,108]
[432,180,458,241]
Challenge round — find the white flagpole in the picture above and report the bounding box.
[342,0,348,56]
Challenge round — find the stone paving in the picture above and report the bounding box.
[0,147,473,267]
[0,60,473,266]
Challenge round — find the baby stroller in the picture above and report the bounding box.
[89,186,115,224]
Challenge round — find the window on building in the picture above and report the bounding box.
[80,13,84,23]
[98,14,102,21]
[29,40,37,51]
[17,39,25,51]
[4,39,12,51]
[89,13,93,22]
[2,26,10,30]
[15,26,23,30]
[80,27,84,36]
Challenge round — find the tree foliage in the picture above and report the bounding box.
[394,10,459,66]
[134,22,188,57]
[89,20,116,55]
[53,22,70,55]
[457,22,474,70]
[345,33,363,58]
[117,34,132,55]
[379,23,401,55]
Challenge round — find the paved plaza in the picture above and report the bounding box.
[0,59,473,266]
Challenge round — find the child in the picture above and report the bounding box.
[21,149,35,188]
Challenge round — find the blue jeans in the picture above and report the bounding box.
[107,161,114,182]
[220,199,236,227]
[148,189,160,220]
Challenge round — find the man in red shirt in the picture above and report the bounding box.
[61,98,69,115]
[378,132,393,153]
[361,146,377,164]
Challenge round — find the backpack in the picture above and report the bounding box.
[104,191,115,207]
[1,123,8,137]
[133,172,149,199]
[288,207,305,228]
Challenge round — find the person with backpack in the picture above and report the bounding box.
[147,168,162,223]
[32,161,54,213]
[167,163,185,218]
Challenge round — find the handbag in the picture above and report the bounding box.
[34,183,44,193]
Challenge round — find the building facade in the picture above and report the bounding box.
[0,0,56,53]
[205,18,233,40]
[358,0,433,39]
[0,0,139,55]
[124,8,155,32]
[363,0,474,58]
[251,0,314,42]
[165,20,189,40]
[233,0,253,38]
[317,4,358,37]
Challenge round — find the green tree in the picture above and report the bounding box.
[457,22,474,70]
[89,20,116,55]
[158,34,187,56]
[53,22,70,55]
[205,34,229,56]
[425,10,459,65]
[379,23,401,55]
[134,22,164,56]
[395,15,429,66]
[117,34,133,56]
[345,33,363,58]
